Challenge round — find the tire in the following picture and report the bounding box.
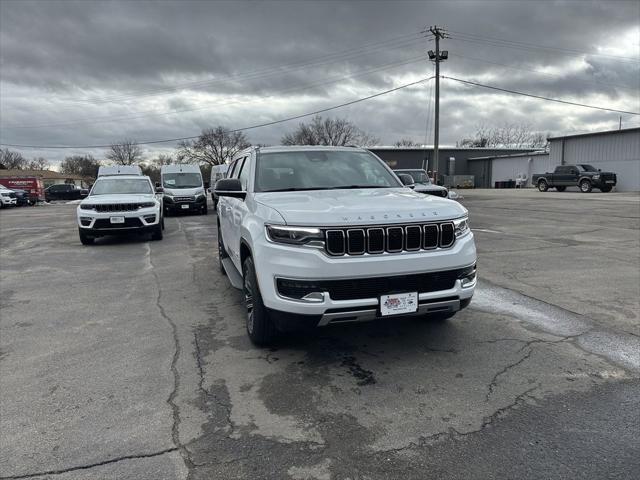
[555,186,566,192]
[217,223,227,275]
[79,228,94,245]
[151,224,163,240]
[243,256,277,346]
[202,203,208,215]
[161,216,165,230]
[579,179,592,193]
[537,179,548,192]
[600,185,612,193]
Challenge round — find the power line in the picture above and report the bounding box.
[447,29,640,63]
[449,52,639,92]
[0,77,434,149]
[4,55,427,130]
[442,75,640,115]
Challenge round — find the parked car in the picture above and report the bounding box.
[0,185,17,208]
[160,164,208,215]
[10,188,32,206]
[393,169,449,198]
[0,176,45,204]
[210,163,229,207]
[76,172,164,245]
[215,146,476,345]
[532,164,617,193]
[45,184,89,201]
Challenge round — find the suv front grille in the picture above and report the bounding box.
[325,222,455,256]
[93,203,144,212]
[277,265,475,301]
[173,196,195,202]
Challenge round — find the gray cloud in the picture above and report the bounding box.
[0,0,638,163]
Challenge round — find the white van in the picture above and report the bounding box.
[160,164,207,215]
[210,163,229,206]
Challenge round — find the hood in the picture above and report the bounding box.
[163,186,205,196]
[413,183,448,193]
[254,188,466,226]
[82,194,157,204]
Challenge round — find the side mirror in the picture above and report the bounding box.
[397,174,415,189]
[214,178,246,199]
[155,187,164,193]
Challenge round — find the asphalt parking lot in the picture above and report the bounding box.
[1,190,639,480]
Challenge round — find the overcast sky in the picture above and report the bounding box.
[1,0,638,164]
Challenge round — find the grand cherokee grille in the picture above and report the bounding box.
[91,203,150,212]
[277,265,475,301]
[325,222,455,256]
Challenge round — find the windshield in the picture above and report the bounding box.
[255,150,401,192]
[163,172,202,188]
[90,178,153,195]
[577,164,597,172]
[398,170,431,184]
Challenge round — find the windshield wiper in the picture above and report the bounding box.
[326,185,388,190]
[261,187,332,192]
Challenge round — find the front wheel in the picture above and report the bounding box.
[243,257,277,346]
[580,179,592,193]
[555,186,566,192]
[201,204,208,215]
[151,224,163,240]
[538,180,549,192]
[217,223,227,276]
[600,185,612,193]
[79,228,94,245]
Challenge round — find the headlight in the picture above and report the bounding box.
[138,202,156,208]
[453,216,470,238]
[592,174,600,180]
[266,225,323,245]
[79,203,94,210]
[195,189,205,196]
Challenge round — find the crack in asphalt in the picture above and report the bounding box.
[485,348,535,401]
[0,448,179,479]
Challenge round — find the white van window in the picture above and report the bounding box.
[162,172,202,188]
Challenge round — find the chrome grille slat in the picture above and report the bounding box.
[324,222,457,256]
[95,203,141,212]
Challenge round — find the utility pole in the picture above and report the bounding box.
[427,26,448,181]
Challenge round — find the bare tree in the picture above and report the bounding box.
[106,139,144,165]
[176,127,250,166]
[0,148,28,169]
[394,138,417,147]
[60,155,101,178]
[281,116,379,147]
[28,156,50,170]
[152,153,175,167]
[458,123,549,149]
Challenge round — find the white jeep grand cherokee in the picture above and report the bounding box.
[215,146,476,345]
[77,174,164,245]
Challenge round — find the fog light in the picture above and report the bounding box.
[144,215,157,223]
[461,272,476,288]
[80,217,92,226]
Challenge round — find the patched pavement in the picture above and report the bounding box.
[1,191,638,479]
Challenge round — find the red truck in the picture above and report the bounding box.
[0,177,46,204]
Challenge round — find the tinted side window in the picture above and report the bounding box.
[238,156,252,190]
[556,166,568,174]
[227,160,239,179]
[232,157,247,179]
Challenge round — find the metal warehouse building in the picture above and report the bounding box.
[465,127,640,191]
[548,127,640,192]
[368,146,534,187]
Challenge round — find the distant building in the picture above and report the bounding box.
[0,169,92,188]
[465,127,640,191]
[367,146,535,186]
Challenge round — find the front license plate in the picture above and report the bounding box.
[181,204,189,209]
[380,292,418,316]
[110,216,125,224]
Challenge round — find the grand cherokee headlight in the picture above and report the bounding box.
[138,202,157,208]
[453,216,470,238]
[79,203,94,210]
[266,225,324,245]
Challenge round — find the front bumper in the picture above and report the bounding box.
[164,195,206,212]
[1,197,17,206]
[252,231,477,323]
[77,206,160,234]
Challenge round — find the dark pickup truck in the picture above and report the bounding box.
[532,164,617,193]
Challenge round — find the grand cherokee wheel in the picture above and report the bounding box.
[151,223,163,240]
[243,256,277,346]
[538,179,548,192]
[580,179,592,193]
[78,228,94,245]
